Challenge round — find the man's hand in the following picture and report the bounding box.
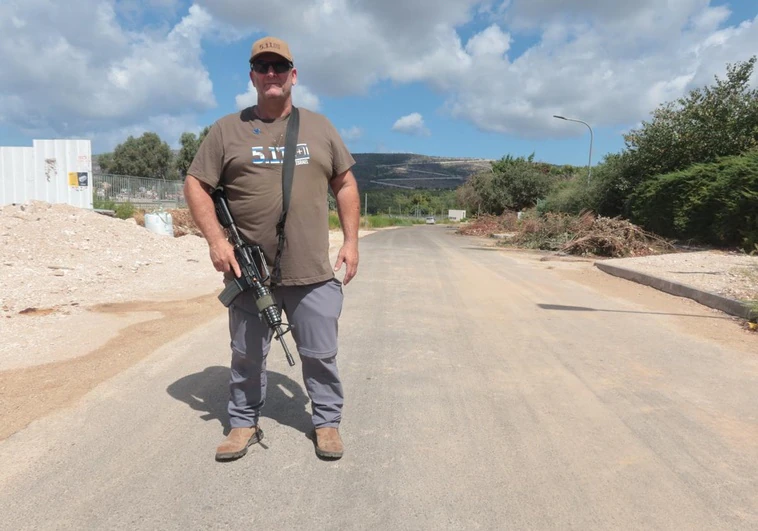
[334,240,359,285]
[210,239,241,278]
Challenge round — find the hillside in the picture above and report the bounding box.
[351,153,493,190]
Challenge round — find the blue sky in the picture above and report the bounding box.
[0,0,756,167]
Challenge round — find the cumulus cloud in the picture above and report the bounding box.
[293,85,322,111]
[340,126,363,142]
[392,113,431,136]
[199,0,758,137]
[0,1,218,149]
[2,0,757,151]
[89,114,203,152]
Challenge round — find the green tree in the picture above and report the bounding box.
[409,192,430,216]
[175,126,211,178]
[97,152,114,173]
[393,193,411,216]
[623,56,758,187]
[109,132,174,180]
[479,154,555,213]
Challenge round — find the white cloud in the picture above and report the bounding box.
[88,114,202,153]
[235,82,321,111]
[294,85,321,111]
[199,0,758,138]
[235,82,257,110]
[465,24,511,58]
[392,113,431,136]
[340,126,363,142]
[2,0,757,151]
[0,1,218,149]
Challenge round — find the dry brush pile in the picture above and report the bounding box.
[458,211,674,258]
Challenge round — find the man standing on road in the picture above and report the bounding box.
[184,36,360,461]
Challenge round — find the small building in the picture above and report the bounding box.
[448,209,466,222]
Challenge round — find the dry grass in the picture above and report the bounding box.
[167,209,202,237]
[458,211,675,258]
[457,213,519,236]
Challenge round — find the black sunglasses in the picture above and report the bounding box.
[250,60,293,74]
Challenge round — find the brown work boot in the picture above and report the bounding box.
[314,427,343,459]
[215,426,263,461]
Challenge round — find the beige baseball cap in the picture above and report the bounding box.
[250,36,293,63]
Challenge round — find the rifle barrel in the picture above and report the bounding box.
[276,326,296,366]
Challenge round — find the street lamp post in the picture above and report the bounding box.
[553,115,593,184]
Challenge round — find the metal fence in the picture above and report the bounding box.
[93,174,185,209]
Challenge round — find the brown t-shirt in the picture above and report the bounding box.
[188,106,355,286]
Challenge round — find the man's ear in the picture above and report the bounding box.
[249,70,256,87]
[291,68,297,87]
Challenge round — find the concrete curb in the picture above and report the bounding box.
[594,262,755,320]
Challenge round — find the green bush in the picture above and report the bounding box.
[329,212,416,230]
[114,201,136,220]
[329,212,341,229]
[628,152,758,250]
[93,197,116,210]
[366,215,417,228]
[539,178,593,215]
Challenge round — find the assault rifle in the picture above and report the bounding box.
[211,187,295,367]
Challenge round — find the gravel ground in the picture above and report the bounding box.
[600,251,758,302]
[0,201,373,370]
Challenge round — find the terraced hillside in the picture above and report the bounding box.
[351,153,493,190]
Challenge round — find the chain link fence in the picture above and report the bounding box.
[93,174,186,209]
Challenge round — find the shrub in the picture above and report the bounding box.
[628,152,758,250]
[329,212,416,230]
[539,178,593,215]
[114,201,136,220]
[93,197,116,210]
[329,212,341,229]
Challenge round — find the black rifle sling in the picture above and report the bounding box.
[272,106,300,286]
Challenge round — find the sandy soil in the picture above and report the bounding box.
[0,201,373,439]
[599,251,758,302]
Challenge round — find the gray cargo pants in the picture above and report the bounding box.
[227,278,344,429]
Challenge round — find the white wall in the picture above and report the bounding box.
[0,146,34,206]
[448,209,466,221]
[0,139,93,208]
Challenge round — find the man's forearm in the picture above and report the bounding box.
[184,175,226,246]
[335,180,360,243]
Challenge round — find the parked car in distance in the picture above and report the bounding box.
[425,216,435,225]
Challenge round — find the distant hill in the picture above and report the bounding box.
[93,152,494,190]
[351,153,493,190]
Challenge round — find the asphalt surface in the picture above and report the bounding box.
[1,225,757,530]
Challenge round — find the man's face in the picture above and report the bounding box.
[249,52,297,101]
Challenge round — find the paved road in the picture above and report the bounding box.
[1,226,757,530]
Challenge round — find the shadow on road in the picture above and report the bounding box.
[166,366,312,435]
[537,303,730,319]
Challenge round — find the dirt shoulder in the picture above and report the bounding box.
[0,200,375,440]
